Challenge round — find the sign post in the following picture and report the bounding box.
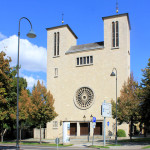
[92,117,96,145]
[55,137,59,150]
[102,100,112,146]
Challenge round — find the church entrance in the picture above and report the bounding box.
[70,123,77,136]
[94,122,102,135]
[80,123,90,135]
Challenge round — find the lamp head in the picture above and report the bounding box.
[110,71,116,76]
[27,29,36,38]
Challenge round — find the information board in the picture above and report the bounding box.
[102,102,112,118]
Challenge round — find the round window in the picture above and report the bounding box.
[74,87,94,110]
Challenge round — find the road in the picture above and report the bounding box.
[0,144,149,150]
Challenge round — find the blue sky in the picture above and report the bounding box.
[0,0,150,90]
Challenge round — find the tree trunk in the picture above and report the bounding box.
[1,134,3,142]
[144,124,147,137]
[40,124,42,144]
[1,129,7,142]
[130,116,133,140]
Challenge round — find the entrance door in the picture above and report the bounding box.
[80,123,90,135]
[70,123,77,136]
[94,122,102,135]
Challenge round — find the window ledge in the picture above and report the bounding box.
[53,55,60,58]
[53,127,58,129]
[111,47,119,50]
[54,76,58,78]
[76,64,93,67]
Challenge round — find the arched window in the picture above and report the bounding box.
[54,32,60,56]
[116,21,119,47]
[112,22,115,47]
[112,21,119,48]
[54,32,56,56]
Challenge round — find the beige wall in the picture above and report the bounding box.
[46,14,130,139]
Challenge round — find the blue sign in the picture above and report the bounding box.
[107,121,109,127]
[93,117,96,122]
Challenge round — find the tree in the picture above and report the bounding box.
[0,51,29,142]
[30,80,58,144]
[111,73,140,139]
[140,58,150,136]
[19,89,32,141]
[0,51,16,142]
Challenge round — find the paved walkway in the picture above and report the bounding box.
[21,137,150,149]
[1,137,150,149]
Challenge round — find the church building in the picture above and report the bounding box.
[46,13,130,139]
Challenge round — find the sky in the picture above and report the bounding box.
[0,0,150,90]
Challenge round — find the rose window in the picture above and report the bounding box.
[74,87,94,109]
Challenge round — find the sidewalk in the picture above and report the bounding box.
[21,137,150,149]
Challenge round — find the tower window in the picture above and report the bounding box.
[112,21,119,48]
[54,33,56,56]
[54,32,60,57]
[54,68,58,77]
[57,32,59,55]
[116,21,119,47]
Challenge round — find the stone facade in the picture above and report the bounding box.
[46,13,130,139]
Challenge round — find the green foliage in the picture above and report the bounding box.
[117,129,126,137]
[111,73,140,125]
[139,58,150,126]
[30,80,58,127]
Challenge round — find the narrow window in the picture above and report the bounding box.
[112,22,115,47]
[83,57,86,64]
[53,121,58,128]
[57,32,59,55]
[54,68,58,77]
[116,21,119,47]
[80,57,83,65]
[90,56,93,64]
[87,56,89,64]
[77,58,79,65]
[54,33,56,56]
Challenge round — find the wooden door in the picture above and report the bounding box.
[94,122,102,135]
[80,123,90,135]
[70,123,77,136]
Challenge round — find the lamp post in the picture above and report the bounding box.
[83,115,93,142]
[16,17,36,149]
[110,68,117,144]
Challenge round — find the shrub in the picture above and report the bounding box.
[117,129,126,137]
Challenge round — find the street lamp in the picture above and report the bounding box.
[16,17,36,149]
[110,68,117,144]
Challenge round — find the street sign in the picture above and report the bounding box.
[55,138,60,144]
[107,121,109,127]
[92,122,96,128]
[93,117,96,122]
[102,101,112,118]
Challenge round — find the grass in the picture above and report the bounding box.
[142,145,150,149]
[0,141,73,147]
[107,144,121,146]
[119,138,150,143]
[90,145,109,148]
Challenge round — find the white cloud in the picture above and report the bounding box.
[0,35,47,72]
[0,32,7,40]
[23,75,45,89]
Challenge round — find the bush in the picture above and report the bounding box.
[117,129,126,137]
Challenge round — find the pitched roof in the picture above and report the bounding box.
[66,42,104,54]
[46,24,78,39]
